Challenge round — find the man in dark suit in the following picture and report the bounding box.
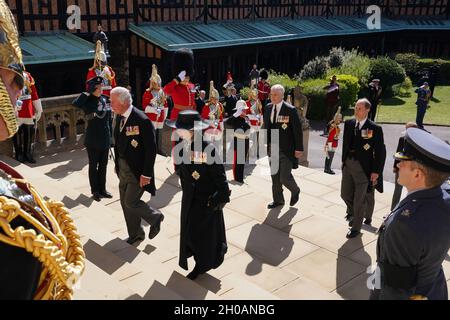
[223,86,238,118]
[263,84,303,209]
[73,76,113,202]
[341,98,386,238]
[110,86,164,244]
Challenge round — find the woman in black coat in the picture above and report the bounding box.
[167,110,231,280]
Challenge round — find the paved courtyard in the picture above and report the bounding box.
[2,148,449,300]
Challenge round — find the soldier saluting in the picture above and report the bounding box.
[370,128,450,300]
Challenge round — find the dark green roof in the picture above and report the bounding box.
[20,32,95,65]
[130,17,450,51]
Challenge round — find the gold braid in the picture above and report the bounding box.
[0,180,85,300]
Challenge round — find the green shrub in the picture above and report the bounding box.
[268,70,299,94]
[392,76,413,98]
[301,78,329,120]
[301,76,358,120]
[395,53,420,81]
[328,50,371,87]
[417,58,450,85]
[299,56,328,81]
[239,87,251,100]
[335,74,360,111]
[328,47,345,68]
[369,57,406,97]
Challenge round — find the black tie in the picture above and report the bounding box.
[355,121,360,136]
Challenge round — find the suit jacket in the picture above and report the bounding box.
[114,107,156,195]
[263,101,303,169]
[342,118,386,192]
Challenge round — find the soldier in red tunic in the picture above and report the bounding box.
[324,107,342,175]
[142,64,167,151]
[163,48,196,121]
[86,41,116,100]
[257,69,270,112]
[12,70,42,163]
[201,81,224,143]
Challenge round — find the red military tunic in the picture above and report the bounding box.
[257,81,270,102]
[86,66,117,97]
[326,126,340,150]
[141,89,168,129]
[163,79,196,120]
[18,71,42,125]
[201,102,224,142]
[246,100,262,131]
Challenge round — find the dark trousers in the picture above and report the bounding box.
[87,147,109,194]
[118,158,159,239]
[391,172,403,210]
[368,104,378,121]
[270,152,300,204]
[324,151,335,172]
[12,124,34,160]
[341,158,374,231]
[416,104,427,129]
[233,137,249,182]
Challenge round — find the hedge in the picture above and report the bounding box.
[301,74,359,120]
[417,58,450,85]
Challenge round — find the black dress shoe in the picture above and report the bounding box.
[92,192,101,202]
[126,234,145,244]
[364,219,372,225]
[324,169,335,175]
[186,266,204,280]
[24,153,36,164]
[290,191,300,206]
[346,230,361,239]
[267,202,284,209]
[100,190,113,199]
[149,214,164,239]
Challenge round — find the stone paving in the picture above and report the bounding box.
[2,149,449,300]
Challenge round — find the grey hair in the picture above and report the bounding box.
[357,98,371,110]
[271,84,285,95]
[111,86,132,106]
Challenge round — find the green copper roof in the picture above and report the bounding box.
[129,17,450,51]
[20,32,95,65]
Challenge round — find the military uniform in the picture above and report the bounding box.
[367,79,382,121]
[0,0,85,299]
[370,128,450,300]
[166,111,231,280]
[226,100,250,183]
[257,69,270,111]
[414,84,431,129]
[324,107,342,175]
[201,81,224,143]
[12,70,42,163]
[72,76,112,200]
[86,41,116,100]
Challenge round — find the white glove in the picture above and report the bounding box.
[33,99,43,122]
[178,70,186,82]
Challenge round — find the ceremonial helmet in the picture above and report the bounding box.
[93,40,107,67]
[333,106,343,123]
[248,88,258,100]
[150,64,162,89]
[286,95,292,105]
[0,0,24,137]
[209,80,219,101]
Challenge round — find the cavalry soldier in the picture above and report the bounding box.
[12,69,42,163]
[86,40,116,100]
[142,64,167,151]
[201,81,224,143]
[370,128,450,300]
[0,0,85,299]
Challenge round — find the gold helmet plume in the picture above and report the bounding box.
[0,0,23,137]
[92,40,106,68]
[209,80,219,101]
[150,64,162,88]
